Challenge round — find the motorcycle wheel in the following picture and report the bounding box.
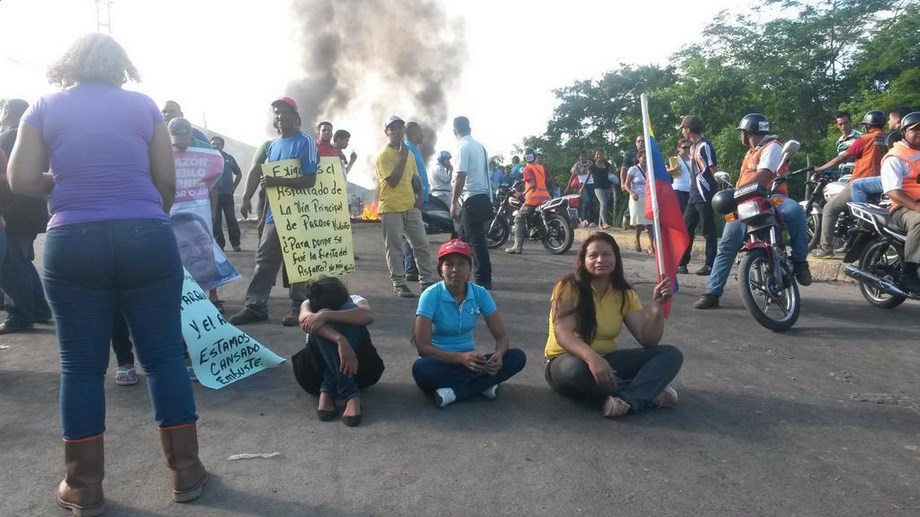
[857,239,906,309]
[541,213,574,254]
[738,248,800,331]
[806,213,821,251]
[485,216,510,249]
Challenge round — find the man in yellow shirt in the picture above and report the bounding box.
[376,115,435,297]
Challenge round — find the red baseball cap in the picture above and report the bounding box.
[271,96,298,113]
[437,239,473,261]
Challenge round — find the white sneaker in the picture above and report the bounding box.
[481,384,498,399]
[434,387,457,408]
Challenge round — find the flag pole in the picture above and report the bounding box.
[640,93,665,278]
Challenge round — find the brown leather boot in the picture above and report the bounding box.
[57,434,106,516]
[159,424,208,503]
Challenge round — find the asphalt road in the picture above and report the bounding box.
[1,222,918,516]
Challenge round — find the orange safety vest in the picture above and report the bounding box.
[523,163,551,206]
[850,128,887,180]
[738,136,788,195]
[884,142,920,212]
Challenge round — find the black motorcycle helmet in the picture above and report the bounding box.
[860,110,886,128]
[900,111,920,133]
[737,113,770,135]
[711,188,738,215]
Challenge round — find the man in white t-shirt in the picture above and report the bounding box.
[450,116,493,289]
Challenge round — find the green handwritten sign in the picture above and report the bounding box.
[180,270,284,389]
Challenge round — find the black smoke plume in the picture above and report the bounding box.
[286,0,466,163]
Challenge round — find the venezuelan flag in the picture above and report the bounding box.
[641,96,690,317]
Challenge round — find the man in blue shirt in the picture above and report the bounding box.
[403,122,430,281]
[231,97,319,326]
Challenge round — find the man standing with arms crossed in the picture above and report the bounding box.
[450,116,493,290]
[230,97,319,325]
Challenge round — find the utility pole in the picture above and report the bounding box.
[96,0,113,34]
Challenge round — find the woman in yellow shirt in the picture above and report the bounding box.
[545,232,683,418]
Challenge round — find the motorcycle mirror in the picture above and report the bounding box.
[714,171,731,186]
[780,139,800,164]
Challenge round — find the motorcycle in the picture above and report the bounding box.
[842,201,920,309]
[711,141,809,331]
[800,169,851,252]
[485,181,575,254]
[421,195,457,236]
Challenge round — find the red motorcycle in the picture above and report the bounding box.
[710,142,809,331]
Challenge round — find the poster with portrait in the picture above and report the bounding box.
[262,156,355,283]
[171,146,241,290]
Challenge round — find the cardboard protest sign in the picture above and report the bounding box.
[180,269,285,389]
[262,156,355,283]
[171,147,241,291]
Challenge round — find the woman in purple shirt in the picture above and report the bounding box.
[8,34,206,514]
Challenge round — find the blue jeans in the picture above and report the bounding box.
[309,321,368,401]
[545,345,683,411]
[412,348,526,401]
[850,177,883,203]
[705,195,807,297]
[43,219,197,439]
[403,236,418,276]
[1,231,52,327]
[581,184,596,222]
[0,230,6,291]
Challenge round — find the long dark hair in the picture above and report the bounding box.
[553,232,631,345]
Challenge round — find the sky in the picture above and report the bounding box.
[1,0,741,187]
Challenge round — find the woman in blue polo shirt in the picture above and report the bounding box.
[412,239,526,408]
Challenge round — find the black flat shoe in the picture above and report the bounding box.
[342,413,362,427]
[316,408,337,422]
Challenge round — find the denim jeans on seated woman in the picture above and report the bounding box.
[412,348,527,401]
[43,219,197,440]
[308,320,369,401]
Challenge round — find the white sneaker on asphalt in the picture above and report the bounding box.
[435,387,457,408]
[651,386,678,409]
[481,384,498,399]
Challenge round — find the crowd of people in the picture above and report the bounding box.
[2,30,919,516]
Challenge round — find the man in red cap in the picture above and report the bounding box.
[231,97,320,326]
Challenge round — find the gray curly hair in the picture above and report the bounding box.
[46,33,140,88]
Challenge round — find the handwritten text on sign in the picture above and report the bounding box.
[262,157,355,283]
[180,270,284,389]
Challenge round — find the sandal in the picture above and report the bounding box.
[114,367,138,386]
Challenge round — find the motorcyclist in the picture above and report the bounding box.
[504,147,550,254]
[851,106,913,203]
[811,110,888,257]
[694,113,812,309]
[880,111,920,294]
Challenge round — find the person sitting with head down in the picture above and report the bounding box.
[411,239,526,408]
[299,276,375,427]
[544,232,684,418]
